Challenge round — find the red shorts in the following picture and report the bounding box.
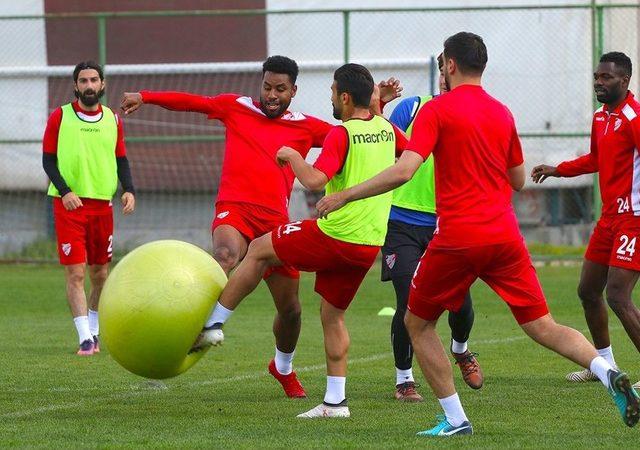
[585,215,640,271]
[212,201,298,279]
[271,220,379,310]
[53,197,113,266]
[408,238,549,325]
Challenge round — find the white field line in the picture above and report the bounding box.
[0,327,620,420]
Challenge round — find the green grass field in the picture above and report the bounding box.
[0,263,638,448]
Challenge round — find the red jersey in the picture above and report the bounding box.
[313,117,408,179]
[407,84,524,247]
[557,91,640,217]
[141,91,332,216]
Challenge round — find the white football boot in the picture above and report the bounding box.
[189,325,224,353]
[566,368,600,382]
[296,403,350,418]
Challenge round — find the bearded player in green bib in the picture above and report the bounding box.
[382,54,482,401]
[203,64,408,418]
[42,61,135,356]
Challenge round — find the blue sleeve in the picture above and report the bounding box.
[389,96,419,132]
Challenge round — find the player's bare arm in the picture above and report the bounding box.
[277,146,328,192]
[531,164,560,183]
[120,92,143,115]
[508,163,526,191]
[316,150,423,218]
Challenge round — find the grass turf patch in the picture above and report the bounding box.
[0,263,637,448]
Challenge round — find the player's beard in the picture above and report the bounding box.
[260,99,288,118]
[595,84,623,105]
[444,71,452,92]
[332,102,342,120]
[75,88,105,107]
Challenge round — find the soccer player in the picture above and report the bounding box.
[383,53,481,402]
[42,61,136,355]
[120,56,400,398]
[317,33,639,435]
[203,63,408,418]
[532,52,640,389]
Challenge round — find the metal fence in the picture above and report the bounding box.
[0,3,638,259]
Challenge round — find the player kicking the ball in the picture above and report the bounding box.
[121,56,401,398]
[203,63,408,417]
[317,32,639,435]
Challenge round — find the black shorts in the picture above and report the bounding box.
[381,220,435,281]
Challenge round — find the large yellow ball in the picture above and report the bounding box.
[99,240,227,379]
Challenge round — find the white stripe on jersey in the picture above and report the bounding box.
[623,104,637,122]
[632,148,640,216]
[410,99,420,117]
[77,110,102,122]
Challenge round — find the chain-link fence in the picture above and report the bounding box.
[1,3,638,260]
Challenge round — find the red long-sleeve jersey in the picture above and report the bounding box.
[140,91,332,216]
[557,91,640,217]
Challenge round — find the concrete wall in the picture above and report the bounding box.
[0,0,48,190]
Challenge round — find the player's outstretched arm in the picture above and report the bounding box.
[316,150,422,218]
[277,146,328,192]
[121,92,143,115]
[121,91,220,116]
[530,164,560,184]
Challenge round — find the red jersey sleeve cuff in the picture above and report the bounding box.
[312,161,334,180]
[555,162,569,177]
[140,90,156,103]
[508,156,524,168]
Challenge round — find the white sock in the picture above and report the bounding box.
[451,339,468,354]
[205,302,234,328]
[396,368,414,385]
[88,309,99,336]
[438,392,468,427]
[590,356,613,389]
[596,346,617,369]
[73,316,92,344]
[324,376,346,405]
[274,347,294,375]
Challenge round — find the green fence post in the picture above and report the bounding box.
[591,2,604,222]
[343,10,350,63]
[97,15,107,104]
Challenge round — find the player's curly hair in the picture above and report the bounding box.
[334,63,374,108]
[600,52,632,77]
[262,55,299,84]
[73,61,104,82]
[443,32,487,76]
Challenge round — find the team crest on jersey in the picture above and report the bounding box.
[385,254,397,269]
[614,118,622,131]
[216,211,230,219]
[62,243,71,256]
